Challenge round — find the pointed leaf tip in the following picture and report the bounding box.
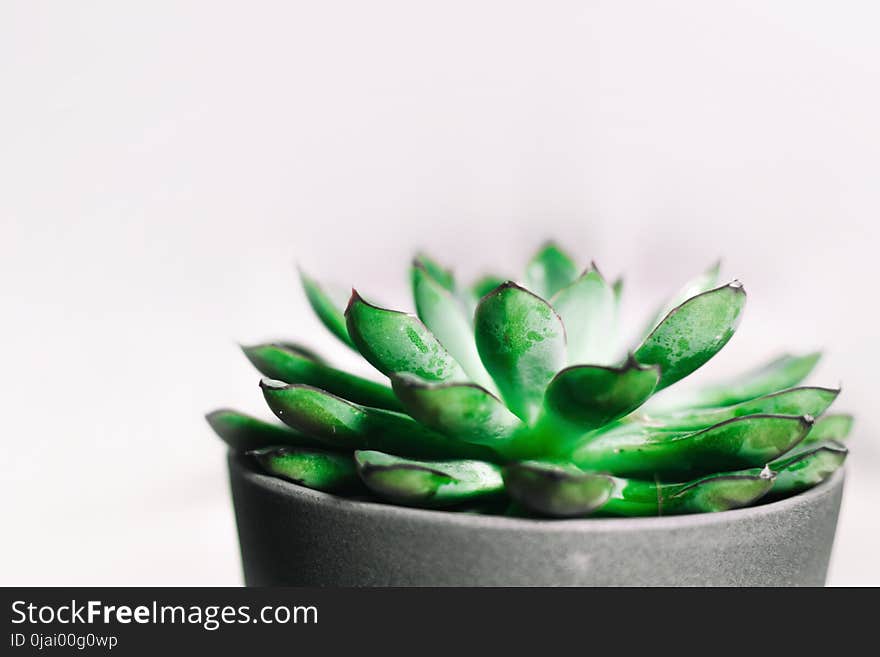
[344,287,363,314]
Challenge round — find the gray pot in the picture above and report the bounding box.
[228,452,844,586]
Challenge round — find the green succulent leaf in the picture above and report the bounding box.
[355,450,504,508]
[658,467,775,514]
[571,413,812,480]
[502,461,615,517]
[391,375,523,450]
[242,343,402,411]
[654,352,822,410]
[602,467,775,517]
[769,441,848,496]
[474,282,567,423]
[260,380,494,460]
[471,275,507,301]
[523,242,579,299]
[299,269,356,349]
[345,291,467,383]
[803,413,854,444]
[250,446,361,493]
[205,408,323,451]
[413,252,455,292]
[644,386,839,431]
[411,263,496,391]
[643,261,721,338]
[634,281,747,391]
[542,358,660,432]
[551,266,617,365]
[505,461,775,518]
[260,380,363,446]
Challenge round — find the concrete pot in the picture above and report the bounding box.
[228,452,844,586]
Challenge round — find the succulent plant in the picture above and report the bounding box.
[208,243,853,517]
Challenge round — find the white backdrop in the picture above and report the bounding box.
[2,1,878,585]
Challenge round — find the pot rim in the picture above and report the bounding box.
[229,451,845,533]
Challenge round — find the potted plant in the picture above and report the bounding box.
[208,243,853,586]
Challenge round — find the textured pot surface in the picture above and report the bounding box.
[228,452,844,586]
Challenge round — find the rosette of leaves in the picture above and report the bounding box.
[208,243,853,517]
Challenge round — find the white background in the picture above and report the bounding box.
[2,1,878,585]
